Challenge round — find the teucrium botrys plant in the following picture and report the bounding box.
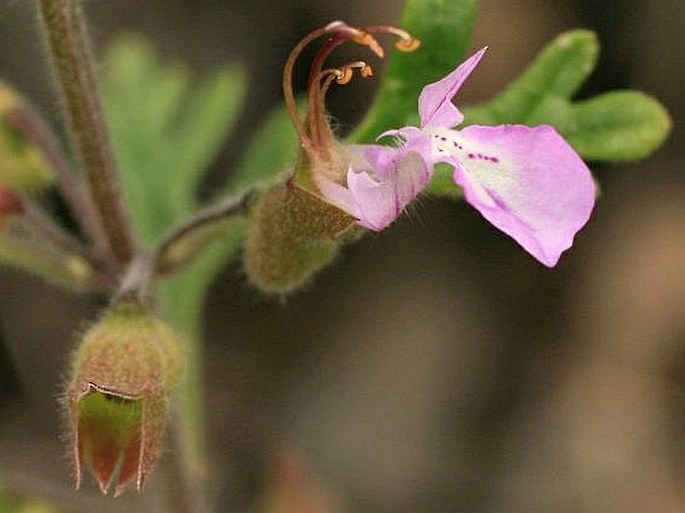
[0,0,669,509]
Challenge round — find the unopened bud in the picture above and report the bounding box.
[243,183,360,295]
[66,300,184,496]
[0,83,52,191]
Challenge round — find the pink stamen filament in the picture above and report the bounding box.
[282,24,336,153]
[308,62,373,153]
[282,21,421,162]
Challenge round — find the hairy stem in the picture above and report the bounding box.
[37,0,136,269]
[154,193,251,275]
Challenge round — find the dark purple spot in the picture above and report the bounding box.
[440,136,447,142]
[491,157,499,163]
[468,153,475,159]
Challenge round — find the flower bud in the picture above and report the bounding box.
[0,83,53,191]
[66,300,184,496]
[243,183,360,294]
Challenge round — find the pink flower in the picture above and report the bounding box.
[280,21,427,233]
[288,25,595,266]
[389,48,596,266]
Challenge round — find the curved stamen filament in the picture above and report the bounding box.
[283,24,339,152]
[284,21,383,152]
[308,62,373,149]
[307,25,382,88]
[282,21,420,163]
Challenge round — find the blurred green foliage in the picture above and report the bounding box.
[101,35,246,245]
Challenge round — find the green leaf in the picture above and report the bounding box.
[169,67,246,207]
[461,30,671,161]
[101,35,247,245]
[464,30,599,125]
[351,0,477,143]
[530,90,672,162]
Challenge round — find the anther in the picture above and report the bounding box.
[395,37,421,52]
[363,25,422,53]
[320,61,373,86]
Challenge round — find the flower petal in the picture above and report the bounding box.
[418,47,487,129]
[350,151,430,231]
[317,145,430,231]
[316,174,363,220]
[431,124,595,266]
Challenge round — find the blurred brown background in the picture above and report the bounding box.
[0,0,684,512]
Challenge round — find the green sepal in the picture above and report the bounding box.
[243,184,358,295]
[424,163,463,197]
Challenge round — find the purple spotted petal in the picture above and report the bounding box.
[418,47,487,129]
[439,124,595,267]
[317,145,430,231]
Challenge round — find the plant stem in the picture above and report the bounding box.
[4,102,109,261]
[36,0,136,269]
[157,221,246,513]
[21,201,115,287]
[154,192,251,276]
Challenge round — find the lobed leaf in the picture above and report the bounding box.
[537,90,672,162]
[464,30,599,125]
[101,35,246,244]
